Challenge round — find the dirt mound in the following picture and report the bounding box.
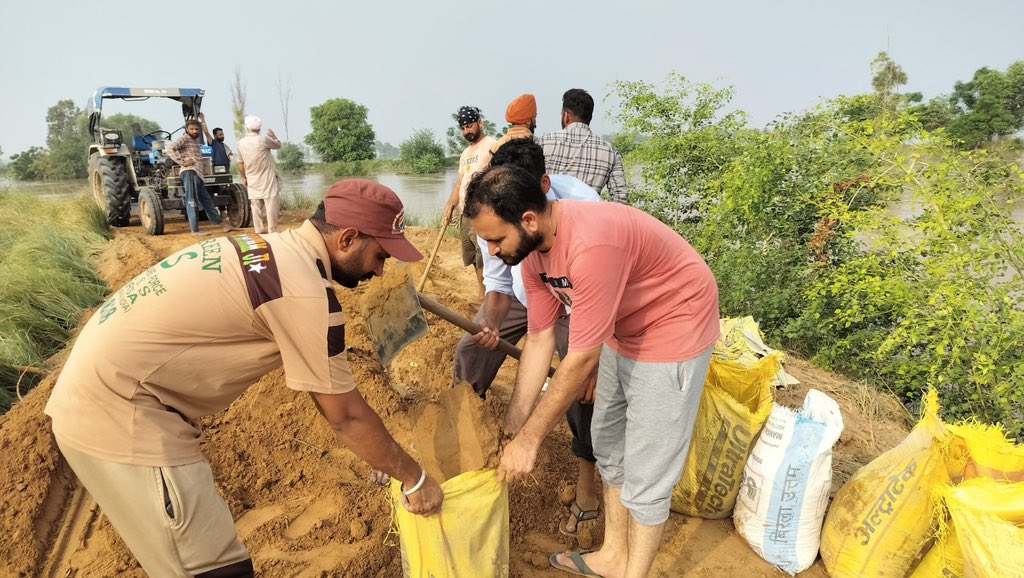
[94,235,163,290]
[0,213,910,577]
[409,383,500,484]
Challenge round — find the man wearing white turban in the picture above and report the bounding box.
[237,116,283,233]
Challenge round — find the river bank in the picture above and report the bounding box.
[0,211,912,576]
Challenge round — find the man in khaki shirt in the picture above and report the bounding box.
[46,180,442,578]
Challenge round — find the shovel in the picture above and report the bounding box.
[361,266,555,376]
[416,219,449,292]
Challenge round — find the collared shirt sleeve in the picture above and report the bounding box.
[478,237,516,298]
[255,293,356,394]
[166,136,186,165]
[523,256,563,334]
[608,150,628,204]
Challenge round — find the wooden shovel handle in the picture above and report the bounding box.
[417,219,450,292]
[416,293,556,378]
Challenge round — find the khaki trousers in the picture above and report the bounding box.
[56,438,250,577]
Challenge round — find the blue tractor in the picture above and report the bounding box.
[87,87,251,235]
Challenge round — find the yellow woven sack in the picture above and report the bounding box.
[910,525,964,578]
[941,478,1024,578]
[820,389,951,578]
[910,423,1024,577]
[390,469,509,578]
[671,355,776,518]
[947,422,1024,482]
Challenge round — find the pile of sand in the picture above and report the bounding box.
[0,215,911,577]
[408,383,500,485]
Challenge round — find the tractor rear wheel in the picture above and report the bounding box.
[91,156,132,227]
[138,187,164,236]
[223,183,252,229]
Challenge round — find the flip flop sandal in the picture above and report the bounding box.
[549,550,603,577]
[558,501,600,537]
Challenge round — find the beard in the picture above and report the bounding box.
[331,257,374,289]
[463,129,480,143]
[498,226,543,266]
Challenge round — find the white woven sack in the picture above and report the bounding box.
[733,389,844,575]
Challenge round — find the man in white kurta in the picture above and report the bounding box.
[237,115,283,233]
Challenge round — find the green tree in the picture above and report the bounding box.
[947,62,1024,148]
[909,96,957,131]
[610,73,748,225]
[400,129,446,174]
[375,140,399,160]
[7,147,48,180]
[231,66,247,141]
[305,98,376,162]
[98,113,161,149]
[871,51,909,110]
[445,113,506,156]
[607,131,640,157]
[40,99,89,180]
[277,142,305,173]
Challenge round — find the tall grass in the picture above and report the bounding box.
[0,192,110,410]
[279,191,321,213]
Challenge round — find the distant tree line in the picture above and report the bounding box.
[868,52,1024,149]
[9,59,1020,181]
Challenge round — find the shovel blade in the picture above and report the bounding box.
[360,266,429,368]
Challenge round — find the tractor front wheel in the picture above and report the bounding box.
[138,187,164,236]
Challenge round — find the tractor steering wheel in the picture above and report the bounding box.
[141,130,172,145]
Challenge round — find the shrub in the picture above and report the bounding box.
[400,129,446,174]
[277,142,306,173]
[612,73,1024,434]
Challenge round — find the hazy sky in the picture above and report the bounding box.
[1,0,1022,156]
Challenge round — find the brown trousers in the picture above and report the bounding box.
[453,299,595,461]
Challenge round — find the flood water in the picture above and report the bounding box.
[4,168,1022,231]
[0,169,459,222]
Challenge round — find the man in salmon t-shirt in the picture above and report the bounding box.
[465,165,720,578]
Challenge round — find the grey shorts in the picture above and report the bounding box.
[591,343,712,526]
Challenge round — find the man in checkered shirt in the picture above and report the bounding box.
[540,89,629,205]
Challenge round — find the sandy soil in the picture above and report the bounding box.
[0,209,911,577]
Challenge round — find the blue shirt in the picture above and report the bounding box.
[478,174,601,306]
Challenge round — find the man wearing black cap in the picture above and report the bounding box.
[443,106,497,298]
[46,180,442,578]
